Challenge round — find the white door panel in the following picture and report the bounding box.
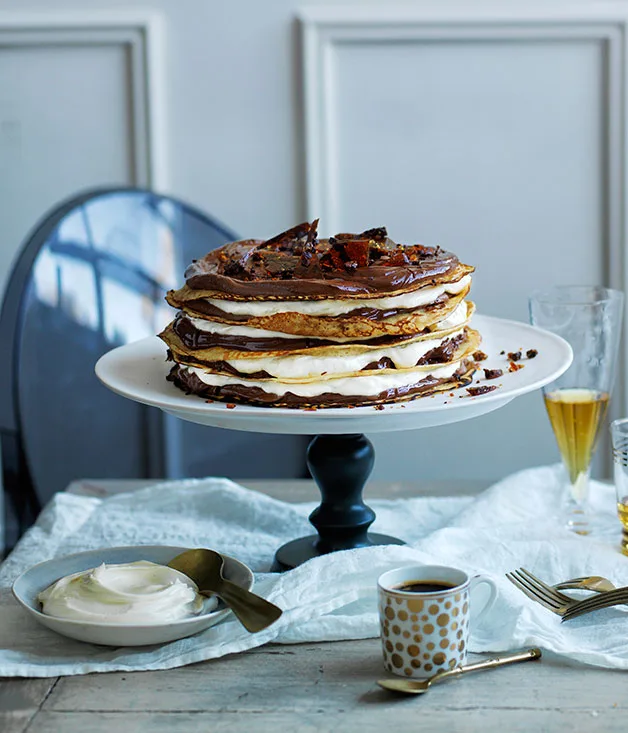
[0,43,135,297]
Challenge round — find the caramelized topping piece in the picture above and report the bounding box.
[205,223,450,282]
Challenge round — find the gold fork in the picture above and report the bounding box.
[553,576,616,593]
[561,587,628,621]
[506,568,628,621]
[506,568,574,615]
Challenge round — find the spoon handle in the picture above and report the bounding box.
[215,578,283,633]
[432,648,542,685]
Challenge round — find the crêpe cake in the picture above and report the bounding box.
[160,221,480,408]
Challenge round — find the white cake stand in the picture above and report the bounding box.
[96,314,571,569]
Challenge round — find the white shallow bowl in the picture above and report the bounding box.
[12,545,254,647]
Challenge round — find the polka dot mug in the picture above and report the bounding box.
[377,565,497,679]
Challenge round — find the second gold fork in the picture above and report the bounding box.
[507,567,628,621]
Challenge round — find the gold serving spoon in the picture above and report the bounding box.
[168,549,283,633]
[377,648,542,695]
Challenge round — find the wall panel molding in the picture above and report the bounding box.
[298,3,628,420]
[0,10,168,190]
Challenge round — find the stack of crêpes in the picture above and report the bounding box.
[160,221,480,409]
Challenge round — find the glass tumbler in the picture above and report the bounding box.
[611,418,628,555]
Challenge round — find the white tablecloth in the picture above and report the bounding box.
[1,465,627,677]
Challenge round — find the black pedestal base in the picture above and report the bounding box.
[272,433,405,571]
[272,532,404,572]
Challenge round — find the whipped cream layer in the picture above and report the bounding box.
[204,276,471,318]
[218,328,464,380]
[184,360,464,398]
[186,300,469,343]
[38,561,212,624]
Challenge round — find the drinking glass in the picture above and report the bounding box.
[611,418,628,555]
[529,286,624,532]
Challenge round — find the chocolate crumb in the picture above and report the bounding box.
[466,385,498,396]
[526,349,538,359]
[499,350,505,355]
[507,351,522,361]
[473,350,488,361]
[225,403,237,409]
[483,368,503,380]
[374,404,385,410]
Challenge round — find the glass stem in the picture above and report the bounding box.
[569,469,590,506]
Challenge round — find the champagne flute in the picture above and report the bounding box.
[529,286,624,533]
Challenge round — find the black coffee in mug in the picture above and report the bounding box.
[394,579,457,593]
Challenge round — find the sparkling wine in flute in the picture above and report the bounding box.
[544,388,609,503]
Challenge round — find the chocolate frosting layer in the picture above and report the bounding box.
[184,223,461,298]
[180,292,450,324]
[166,362,474,408]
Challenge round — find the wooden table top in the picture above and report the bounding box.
[1,479,624,733]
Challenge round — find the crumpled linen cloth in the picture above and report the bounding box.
[1,465,628,677]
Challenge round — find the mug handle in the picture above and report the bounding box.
[469,574,497,625]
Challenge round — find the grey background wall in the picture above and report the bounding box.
[0,1,624,486]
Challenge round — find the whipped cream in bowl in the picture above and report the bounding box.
[37,560,210,624]
[13,546,254,646]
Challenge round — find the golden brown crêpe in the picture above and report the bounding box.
[159,222,480,408]
[166,282,471,339]
[160,310,477,370]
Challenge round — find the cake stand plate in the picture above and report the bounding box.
[96,315,571,569]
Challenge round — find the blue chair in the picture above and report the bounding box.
[0,188,307,551]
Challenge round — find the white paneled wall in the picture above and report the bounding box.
[0,1,626,484]
[0,16,163,296]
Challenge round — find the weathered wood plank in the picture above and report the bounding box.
[44,640,627,714]
[28,709,627,733]
[68,478,484,502]
[0,677,57,733]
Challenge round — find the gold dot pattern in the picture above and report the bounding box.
[379,585,470,679]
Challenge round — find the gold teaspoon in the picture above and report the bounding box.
[168,549,283,633]
[377,648,542,695]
